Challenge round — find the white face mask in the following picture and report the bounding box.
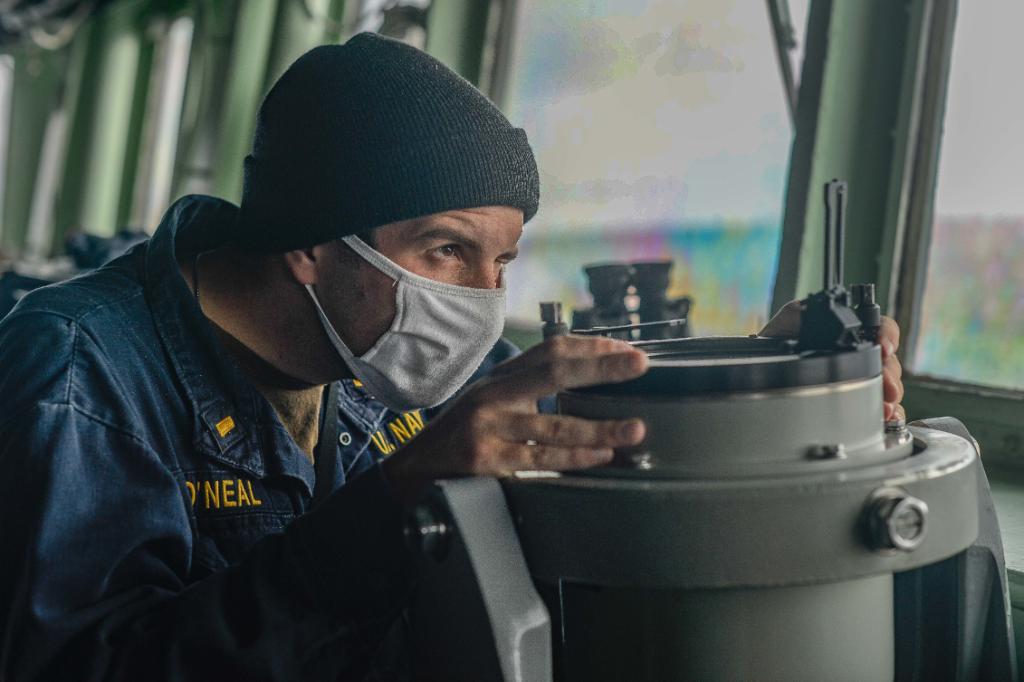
[305,235,507,412]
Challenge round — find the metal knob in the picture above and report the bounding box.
[540,301,569,339]
[540,301,562,324]
[405,500,451,562]
[864,487,929,552]
[851,283,881,341]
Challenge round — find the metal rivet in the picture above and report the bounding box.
[339,432,352,446]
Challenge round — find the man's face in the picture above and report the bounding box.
[315,205,523,356]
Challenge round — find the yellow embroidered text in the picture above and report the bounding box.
[185,478,264,510]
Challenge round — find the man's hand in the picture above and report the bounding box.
[382,335,649,502]
[878,316,905,422]
[760,300,905,422]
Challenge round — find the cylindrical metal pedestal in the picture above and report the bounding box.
[502,343,978,681]
[545,576,893,681]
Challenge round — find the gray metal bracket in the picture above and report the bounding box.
[408,477,552,682]
[895,417,1018,681]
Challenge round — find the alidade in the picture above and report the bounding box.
[408,181,1016,681]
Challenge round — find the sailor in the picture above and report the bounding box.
[0,32,904,680]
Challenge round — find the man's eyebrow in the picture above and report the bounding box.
[412,226,481,249]
[413,223,520,260]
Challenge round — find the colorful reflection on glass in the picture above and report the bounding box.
[914,218,1024,388]
[507,223,781,335]
[911,0,1024,390]
[500,0,803,334]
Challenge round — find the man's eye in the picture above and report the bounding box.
[435,244,459,258]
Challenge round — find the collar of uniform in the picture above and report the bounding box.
[337,379,390,432]
[141,195,314,490]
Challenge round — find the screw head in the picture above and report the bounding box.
[864,488,928,552]
[885,418,908,434]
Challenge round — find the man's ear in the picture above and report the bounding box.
[281,245,323,286]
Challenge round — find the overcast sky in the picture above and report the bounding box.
[933,1,1024,218]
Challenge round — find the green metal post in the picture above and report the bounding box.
[210,0,279,202]
[323,0,349,44]
[263,0,337,90]
[50,21,101,250]
[116,33,156,230]
[56,2,145,239]
[772,0,931,313]
[425,0,492,85]
[172,0,238,201]
[1,48,67,253]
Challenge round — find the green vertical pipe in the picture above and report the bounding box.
[71,2,144,237]
[171,0,238,200]
[262,0,335,90]
[425,0,491,85]
[772,0,927,312]
[322,0,349,44]
[210,0,279,202]
[49,21,99,250]
[1,48,67,252]
[116,35,156,230]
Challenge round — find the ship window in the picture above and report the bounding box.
[498,0,809,334]
[907,0,1024,391]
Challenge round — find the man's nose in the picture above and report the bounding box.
[465,264,503,289]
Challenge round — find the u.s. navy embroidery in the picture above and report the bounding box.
[368,410,426,456]
[185,478,264,510]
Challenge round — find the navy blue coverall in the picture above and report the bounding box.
[0,195,517,680]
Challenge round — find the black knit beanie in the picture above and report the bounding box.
[235,32,540,252]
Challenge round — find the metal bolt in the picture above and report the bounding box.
[885,418,908,434]
[405,501,451,562]
[806,443,847,460]
[864,487,928,552]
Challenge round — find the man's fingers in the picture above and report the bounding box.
[883,373,904,404]
[879,316,900,357]
[502,413,646,448]
[542,350,648,393]
[884,353,903,381]
[877,319,904,418]
[883,363,904,405]
[884,402,906,422]
[484,348,649,400]
[497,442,615,473]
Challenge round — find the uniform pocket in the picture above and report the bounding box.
[182,471,296,572]
[195,512,290,567]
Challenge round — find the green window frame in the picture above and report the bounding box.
[773,0,1024,467]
